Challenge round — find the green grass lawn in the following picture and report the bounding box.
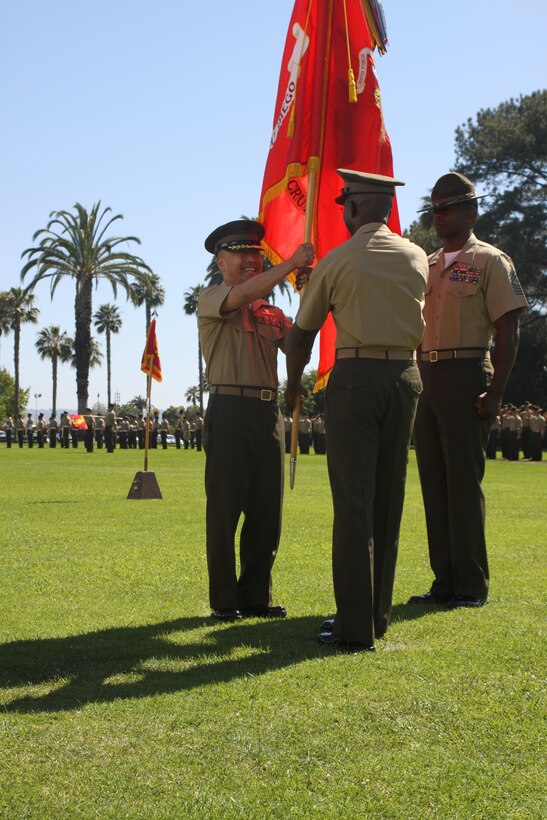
[0,446,545,818]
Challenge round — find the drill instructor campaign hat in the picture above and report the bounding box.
[335,169,405,204]
[418,172,489,212]
[205,220,265,255]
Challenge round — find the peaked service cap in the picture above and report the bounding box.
[205,220,265,255]
[335,168,405,204]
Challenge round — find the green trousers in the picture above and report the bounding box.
[203,395,284,610]
[413,358,492,600]
[326,358,422,646]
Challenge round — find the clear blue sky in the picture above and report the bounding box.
[0,0,544,413]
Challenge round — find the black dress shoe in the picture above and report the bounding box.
[447,595,487,609]
[318,631,375,652]
[320,617,335,631]
[407,591,450,605]
[212,608,242,621]
[240,605,287,619]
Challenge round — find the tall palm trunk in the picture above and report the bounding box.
[51,354,58,418]
[74,277,93,412]
[106,330,112,406]
[13,323,20,418]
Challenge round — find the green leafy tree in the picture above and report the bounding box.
[21,202,152,412]
[183,285,206,414]
[0,287,40,418]
[35,325,74,417]
[454,90,546,313]
[0,367,29,421]
[130,273,166,336]
[93,303,122,406]
[278,369,325,416]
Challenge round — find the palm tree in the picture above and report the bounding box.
[130,273,166,336]
[93,303,122,406]
[183,284,205,414]
[0,288,40,418]
[35,325,74,417]
[21,202,152,411]
[185,385,200,406]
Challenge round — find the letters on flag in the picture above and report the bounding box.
[258,0,399,389]
[140,319,163,383]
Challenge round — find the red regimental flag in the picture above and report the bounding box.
[140,319,163,383]
[258,0,399,390]
[70,414,87,430]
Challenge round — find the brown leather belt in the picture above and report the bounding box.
[420,348,489,363]
[210,385,277,402]
[336,347,416,361]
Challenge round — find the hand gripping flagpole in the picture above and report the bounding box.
[290,169,317,489]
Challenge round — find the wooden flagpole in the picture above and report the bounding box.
[290,169,317,490]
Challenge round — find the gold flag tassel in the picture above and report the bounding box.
[343,0,358,103]
[287,101,296,138]
[348,67,358,103]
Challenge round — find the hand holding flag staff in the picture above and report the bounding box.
[127,318,163,499]
[258,0,396,487]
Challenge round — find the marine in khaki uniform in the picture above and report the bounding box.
[286,170,427,651]
[105,404,116,453]
[159,415,170,449]
[136,415,145,449]
[36,413,47,448]
[26,414,35,448]
[119,417,130,449]
[83,408,95,453]
[5,416,13,448]
[410,172,527,608]
[15,415,25,448]
[174,414,183,449]
[194,413,204,452]
[199,218,313,621]
[297,414,312,454]
[60,411,70,449]
[48,416,58,448]
[95,414,105,449]
[505,406,522,461]
[529,406,545,461]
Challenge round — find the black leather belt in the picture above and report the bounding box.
[336,347,416,361]
[420,348,489,363]
[210,385,277,402]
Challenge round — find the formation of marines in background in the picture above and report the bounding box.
[4,404,544,460]
[2,409,204,452]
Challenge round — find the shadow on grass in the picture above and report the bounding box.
[0,616,330,713]
[1,603,440,713]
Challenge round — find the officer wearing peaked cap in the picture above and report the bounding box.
[199,218,314,622]
[286,169,428,651]
[410,171,527,610]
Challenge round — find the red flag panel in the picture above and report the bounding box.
[140,319,163,383]
[258,0,399,389]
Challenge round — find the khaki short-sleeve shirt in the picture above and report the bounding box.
[199,283,291,387]
[423,234,527,351]
[296,223,427,350]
